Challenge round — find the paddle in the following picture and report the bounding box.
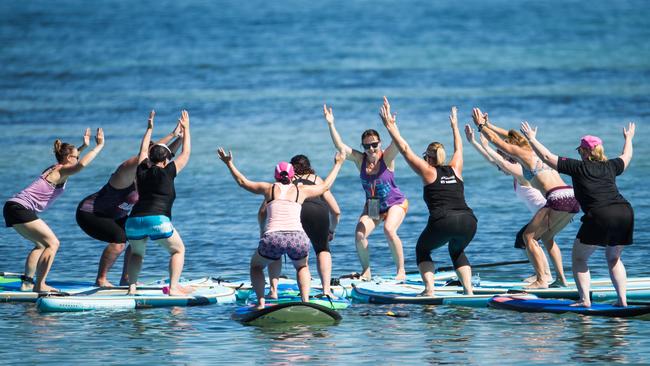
[406,259,530,275]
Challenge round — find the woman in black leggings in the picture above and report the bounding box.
[379,97,476,296]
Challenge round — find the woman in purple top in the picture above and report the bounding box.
[76,123,183,287]
[3,128,105,292]
[323,102,408,281]
[521,121,636,307]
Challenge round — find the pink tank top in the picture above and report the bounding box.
[264,184,303,233]
[9,167,66,212]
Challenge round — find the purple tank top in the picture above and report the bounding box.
[9,168,66,213]
[79,182,139,219]
[360,156,406,213]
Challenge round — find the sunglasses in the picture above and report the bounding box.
[362,141,380,150]
[70,155,79,159]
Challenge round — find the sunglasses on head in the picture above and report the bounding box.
[362,141,380,150]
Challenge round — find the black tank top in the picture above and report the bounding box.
[130,160,177,219]
[293,175,326,207]
[423,166,472,220]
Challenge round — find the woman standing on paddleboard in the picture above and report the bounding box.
[472,108,577,289]
[521,121,636,307]
[76,122,183,287]
[218,149,345,310]
[323,104,408,281]
[379,98,476,296]
[125,110,191,296]
[464,125,567,286]
[3,128,104,292]
[260,154,342,298]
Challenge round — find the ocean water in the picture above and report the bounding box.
[1,0,649,364]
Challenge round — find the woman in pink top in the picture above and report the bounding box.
[218,148,345,309]
[3,128,104,292]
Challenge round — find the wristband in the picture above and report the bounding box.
[477,123,486,133]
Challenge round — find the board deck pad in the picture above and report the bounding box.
[232,302,342,325]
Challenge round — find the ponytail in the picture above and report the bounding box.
[53,139,75,163]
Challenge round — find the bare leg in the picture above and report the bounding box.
[453,252,473,295]
[267,259,282,299]
[606,245,627,307]
[96,242,126,287]
[355,215,377,280]
[383,205,407,281]
[543,212,574,287]
[22,246,44,291]
[250,251,274,310]
[523,248,551,283]
[418,261,435,296]
[13,220,60,292]
[119,245,131,286]
[316,251,333,296]
[126,239,147,295]
[523,208,553,289]
[571,239,597,307]
[156,230,189,296]
[293,257,310,302]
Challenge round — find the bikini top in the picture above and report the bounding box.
[522,157,554,181]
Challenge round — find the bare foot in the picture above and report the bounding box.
[612,301,627,307]
[95,279,114,288]
[524,280,549,289]
[255,299,266,310]
[266,290,278,300]
[549,278,568,288]
[20,282,34,292]
[168,284,193,296]
[126,284,137,296]
[360,269,372,281]
[418,290,434,297]
[395,270,406,282]
[33,284,59,293]
[570,301,590,308]
[523,274,536,283]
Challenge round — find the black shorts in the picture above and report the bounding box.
[3,201,38,227]
[416,211,477,265]
[76,205,128,244]
[300,201,330,254]
[577,203,634,247]
[514,223,554,249]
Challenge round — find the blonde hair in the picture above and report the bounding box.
[579,145,607,162]
[504,130,531,150]
[53,139,75,163]
[424,142,446,166]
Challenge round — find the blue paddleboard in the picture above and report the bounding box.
[489,295,650,317]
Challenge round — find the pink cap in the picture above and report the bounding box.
[578,135,602,150]
[274,162,294,181]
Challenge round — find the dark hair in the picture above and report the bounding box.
[149,145,171,164]
[277,171,291,184]
[290,154,315,175]
[361,129,381,142]
[53,139,76,163]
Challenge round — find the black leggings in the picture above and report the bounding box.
[76,206,128,244]
[300,201,330,254]
[416,212,477,266]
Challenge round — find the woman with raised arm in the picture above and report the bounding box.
[76,122,183,287]
[258,154,342,298]
[3,128,104,292]
[218,149,345,309]
[125,110,191,296]
[323,104,408,281]
[521,121,636,307]
[464,125,567,286]
[380,98,476,296]
[472,108,577,289]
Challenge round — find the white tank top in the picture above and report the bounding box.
[265,184,304,233]
[513,179,546,213]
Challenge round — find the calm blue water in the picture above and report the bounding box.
[1,0,649,364]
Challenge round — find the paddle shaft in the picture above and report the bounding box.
[406,259,529,275]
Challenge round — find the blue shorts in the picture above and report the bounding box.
[125,215,174,240]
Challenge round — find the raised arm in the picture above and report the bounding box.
[217,148,272,194]
[448,106,463,175]
[323,104,364,167]
[300,152,346,199]
[520,121,559,170]
[157,120,182,146]
[465,124,496,164]
[137,110,155,164]
[379,97,431,181]
[483,113,510,138]
[173,110,191,173]
[619,122,635,171]
[480,133,524,178]
[315,175,341,239]
[59,128,105,177]
[77,128,91,153]
[472,108,527,157]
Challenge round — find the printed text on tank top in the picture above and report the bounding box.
[522,156,554,181]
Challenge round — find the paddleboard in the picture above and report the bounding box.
[36,284,236,312]
[351,282,530,306]
[488,295,650,317]
[250,294,350,310]
[232,302,342,325]
[505,285,650,301]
